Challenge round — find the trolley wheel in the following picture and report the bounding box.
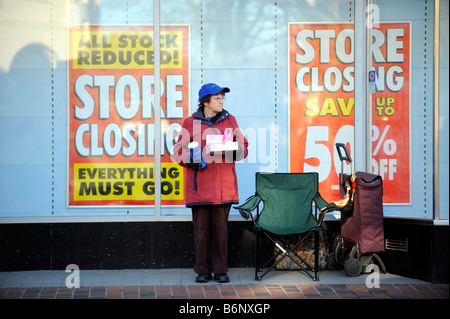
[331,234,341,252]
[334,237,345,265]
[344,258,362,277]
[348,245,359,259]
[326,252,342,270]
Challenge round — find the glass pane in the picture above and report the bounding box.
[0,1,158,218]
[0,2,55,217]
[438,1,449,220]
[285,0,356,204]
[369,0,434,218]
[65,1,156,216]
[158,0,357,217]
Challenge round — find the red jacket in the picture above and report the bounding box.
[171,109,249,207]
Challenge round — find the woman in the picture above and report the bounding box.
[172,83,249,283]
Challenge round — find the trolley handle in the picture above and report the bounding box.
[335,143,352,163]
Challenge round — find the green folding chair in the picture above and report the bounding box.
[234,172,331,281]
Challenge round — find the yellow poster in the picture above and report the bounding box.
[68,25,189,206]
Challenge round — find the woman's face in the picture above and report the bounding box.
[204,93,225,117]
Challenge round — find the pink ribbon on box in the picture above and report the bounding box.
[222,128,233,143]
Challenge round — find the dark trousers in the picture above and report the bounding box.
[192,203,231,274]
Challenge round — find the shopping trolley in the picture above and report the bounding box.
[327,143,387,276]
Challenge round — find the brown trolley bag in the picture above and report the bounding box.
[326,143,386,276]
[341,171,385,254]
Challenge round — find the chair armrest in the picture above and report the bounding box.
[233,195,261,220]
[314,193,339,226]
[313,193,328,211]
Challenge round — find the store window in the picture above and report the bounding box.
[0,0,447,222]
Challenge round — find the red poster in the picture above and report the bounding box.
[67,25,190,206]
[289,23,410,204]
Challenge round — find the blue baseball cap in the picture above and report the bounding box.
[198,83,230,101]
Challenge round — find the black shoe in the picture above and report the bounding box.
[195,273,212,283]
[214,273,230,283]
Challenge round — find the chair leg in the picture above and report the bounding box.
[254,229,260,281]
[314,230,319,281]
[254,229,323,282]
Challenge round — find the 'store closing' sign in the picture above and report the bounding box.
[68,25,190,206]
[289,23,410,204]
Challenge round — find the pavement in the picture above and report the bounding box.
[0,267,448,300]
